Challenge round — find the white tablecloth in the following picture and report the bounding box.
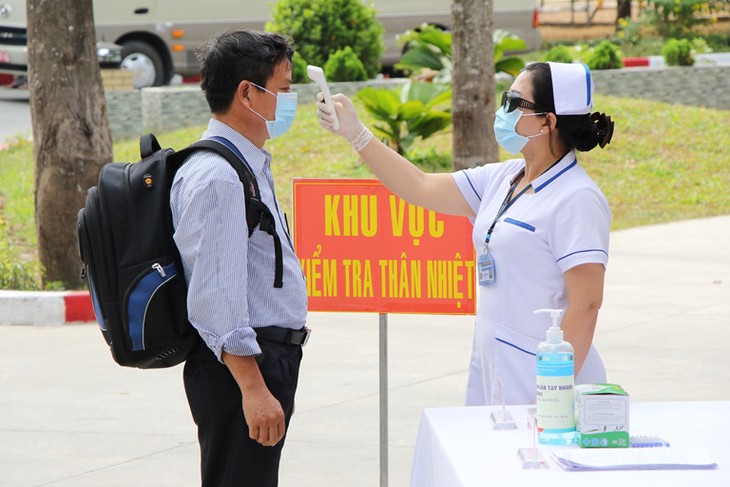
[410,401,729,487]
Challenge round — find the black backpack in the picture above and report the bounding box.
[76,134,283,369]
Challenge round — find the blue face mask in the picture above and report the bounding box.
[249,83,298,139]
[493,106,546,155]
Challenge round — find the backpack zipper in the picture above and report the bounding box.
[152,262,166,278]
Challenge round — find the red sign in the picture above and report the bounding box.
[293,179,475,314]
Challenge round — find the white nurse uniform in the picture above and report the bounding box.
[453,150,610,406]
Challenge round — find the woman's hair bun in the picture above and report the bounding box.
[564,111,614,152]
[591,112,614,148]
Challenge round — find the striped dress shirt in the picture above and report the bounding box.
[170,119,308,362]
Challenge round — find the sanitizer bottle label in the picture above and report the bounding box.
[536,362,575,431]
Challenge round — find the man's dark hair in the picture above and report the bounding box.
[198,30,294,113]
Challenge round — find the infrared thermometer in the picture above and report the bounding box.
[307,65,339,131]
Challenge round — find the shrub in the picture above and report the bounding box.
[0,239,41,290]
[663,38,695,66]
[614,17,644,45]
[291,51,309,84]
[324,46,368,81]
[690,37,711,55]
[544,45,574,64]
[586,41,624,70]
[266,0,384,79]
[641,0,727,38]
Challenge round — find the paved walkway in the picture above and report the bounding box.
[0,215,728,486]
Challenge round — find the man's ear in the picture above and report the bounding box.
[236,80,252,107]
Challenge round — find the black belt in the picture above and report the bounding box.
[254,326,311,346]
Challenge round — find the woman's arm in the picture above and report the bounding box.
[319,93,474,218]
[358,137,474,217]
[561,263,605,376]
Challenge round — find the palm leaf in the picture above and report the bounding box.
[396,46,445,72]
[409,112,452,139]
[495,57,526,76]
[356,87,401,120]
[401,81,448,105]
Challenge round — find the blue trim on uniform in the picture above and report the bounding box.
[582,63,592,107]
[496,337,537,356]
[556,248,608,263]
[534,159,577,192]
[462,170,482,201]
[504,218,535,232]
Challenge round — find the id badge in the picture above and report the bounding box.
[477,251,496,285]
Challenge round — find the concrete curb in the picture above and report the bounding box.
[623,52,730,68]
[0,290,95,325]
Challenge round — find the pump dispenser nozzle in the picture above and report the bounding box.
[534,307,575,445]
[534,308,564,343]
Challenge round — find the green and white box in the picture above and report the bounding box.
[575,383,630,448]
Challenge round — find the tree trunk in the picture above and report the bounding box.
[27,0,112,288]
[616,0,632,23]
[451,0,498,170]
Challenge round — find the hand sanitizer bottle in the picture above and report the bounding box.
[534,308,575,445]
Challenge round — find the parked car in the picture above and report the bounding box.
[0,0,540,88]
[0,4,122,79]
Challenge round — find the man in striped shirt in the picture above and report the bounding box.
[170,30,309,487]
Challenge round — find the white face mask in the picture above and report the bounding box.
[248,82,298,138]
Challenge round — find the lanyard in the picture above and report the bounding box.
[483,170,531,252]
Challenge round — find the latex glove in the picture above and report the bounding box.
[316,92,373,152]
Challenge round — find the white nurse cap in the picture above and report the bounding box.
[548,62,594,115]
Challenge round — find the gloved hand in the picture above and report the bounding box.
[316,92,373,152]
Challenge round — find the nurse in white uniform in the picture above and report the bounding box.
[315,62,615,406]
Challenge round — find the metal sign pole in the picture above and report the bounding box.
[379,312,389,487]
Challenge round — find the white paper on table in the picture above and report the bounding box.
[552,448,718,471]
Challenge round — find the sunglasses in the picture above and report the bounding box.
[501,91,542,113]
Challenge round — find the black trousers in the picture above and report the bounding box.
[183,337,303,487]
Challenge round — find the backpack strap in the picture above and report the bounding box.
[175,137,284,289]
[140,133,162,159]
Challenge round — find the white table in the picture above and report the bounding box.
[410,401,729,486]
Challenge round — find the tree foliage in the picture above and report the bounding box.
[267,0,384,79]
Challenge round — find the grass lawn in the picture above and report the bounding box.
[0,94,728,287]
